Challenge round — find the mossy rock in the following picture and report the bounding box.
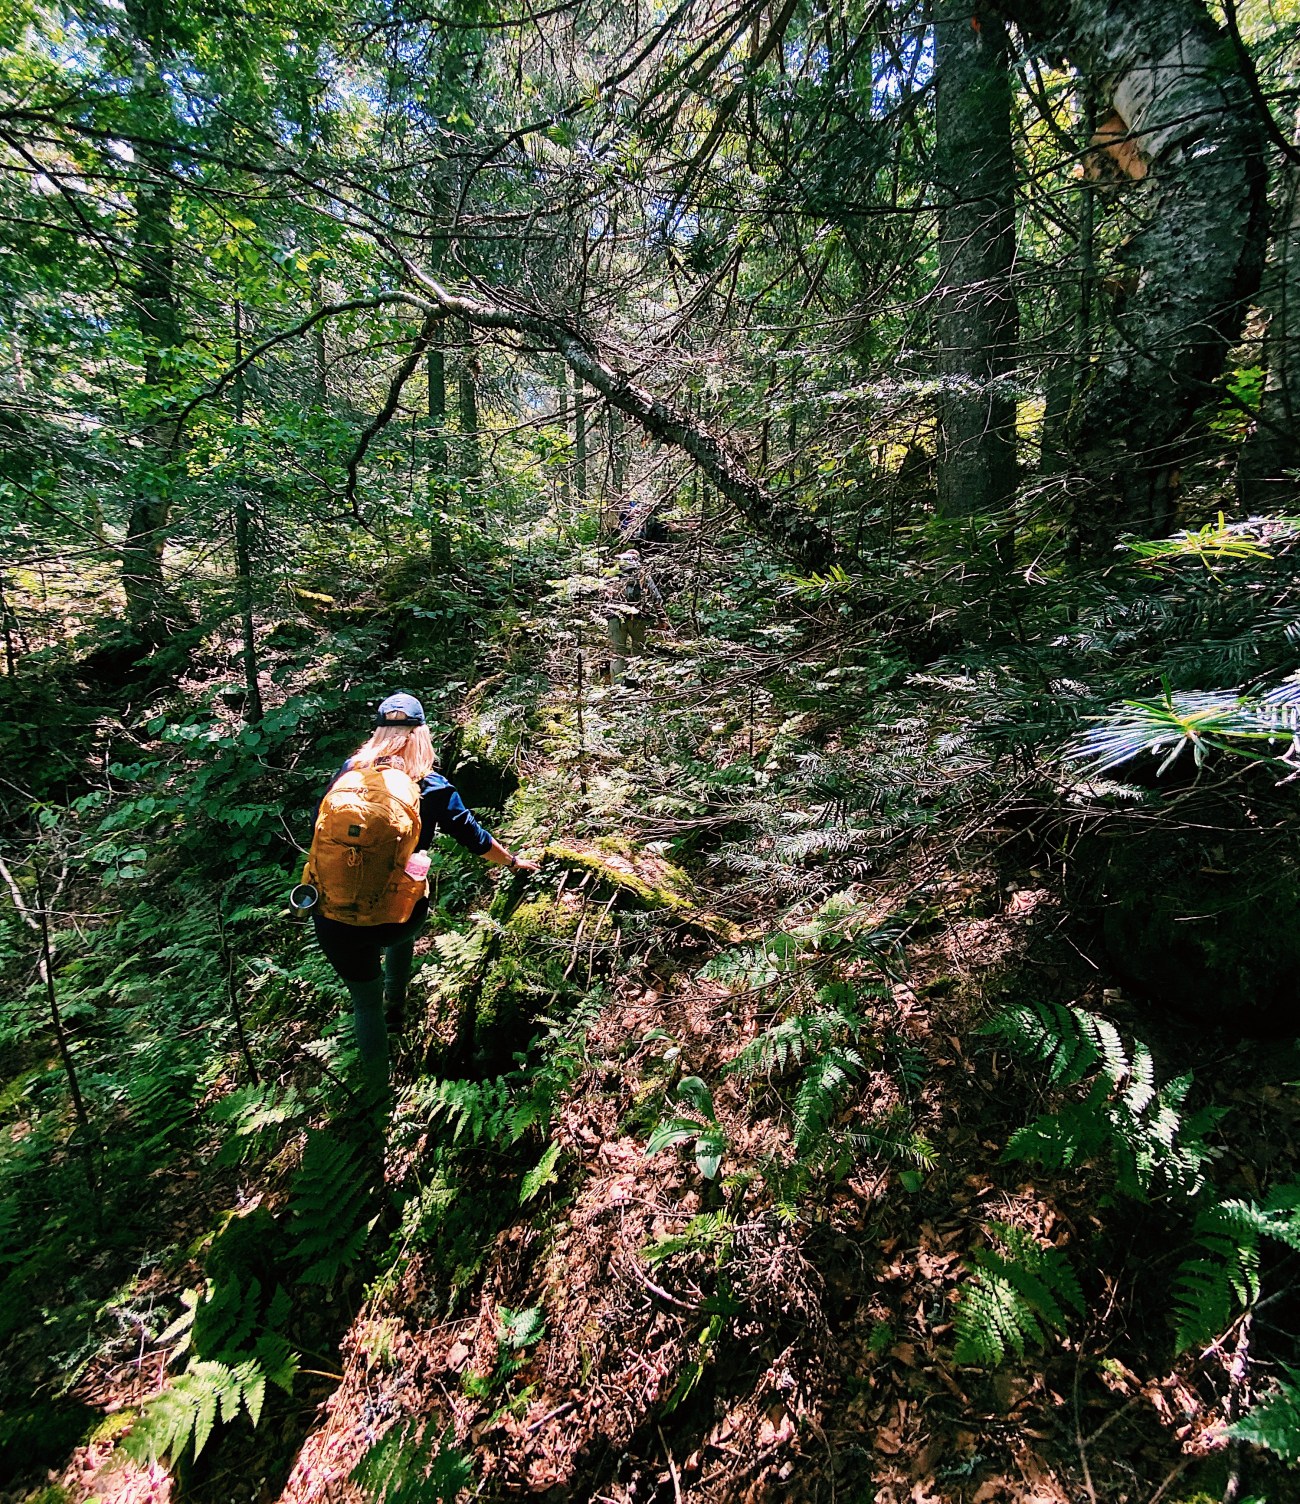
[454,891,593,1070]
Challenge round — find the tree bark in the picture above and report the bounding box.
[122,0,181,634]
[1240,110,1300,505]
[427,325,447,475]
[458,321,482,486]
[1022,0,1268,542]
[574,371,587,504]
[232,300,263,725]
[933,0,1019,517]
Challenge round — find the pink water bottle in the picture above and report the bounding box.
[404,850,431,881]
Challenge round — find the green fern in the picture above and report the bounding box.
[123,1356,286,1464]
[289,1130,374,1284]
[1173,1206,1261,1353]
[208,1082,305,1166]
[983,1000,1126,1087]
[1228,1367,1300,1463]
[953,1222,1084,1366]
[994,1006,1223,1200]
[725,1002,867,1081]
[462,1304,546,1399]
[1173,1181,1300,1351]
[792,1044,864,1151]
[350,1419,474,1503]
[415,1076,514,1146]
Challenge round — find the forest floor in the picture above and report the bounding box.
[6,522,1298,1504]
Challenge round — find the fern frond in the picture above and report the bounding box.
[953,1223,1082,1367]
[792,1045,863,1150]
[1173,1208,1260,1353]
[983,1000,1125,1087]
[123,1357,274,1465]
[351,1419,475,1503]
[289,1130,373,1284]
[1228,1368,1300,1463]
[724,1004,865,1081]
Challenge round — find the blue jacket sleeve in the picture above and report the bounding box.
[418,773,494,855]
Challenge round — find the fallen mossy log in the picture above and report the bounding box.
[541,842,741,946]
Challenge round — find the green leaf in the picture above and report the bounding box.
[519,1141,562,1204]
[647,1117,704,1154]
[676,1076,717,1123]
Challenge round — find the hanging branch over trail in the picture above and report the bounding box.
[385,247,836,569]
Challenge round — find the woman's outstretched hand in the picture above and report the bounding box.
[484,837,540,873]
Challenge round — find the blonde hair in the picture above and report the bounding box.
[350,723,436,781]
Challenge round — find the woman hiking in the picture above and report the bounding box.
[300,692,538,1094]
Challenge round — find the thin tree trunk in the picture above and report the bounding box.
[574,373,587,504]
[122,0,181,634]
[427,324,447,475]
[933,0,1019,518]
[232,300,263,724]
[458,321,481,487]
[559,364,571,512]
[310,263,328,402]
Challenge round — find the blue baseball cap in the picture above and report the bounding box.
[374,692,425,727]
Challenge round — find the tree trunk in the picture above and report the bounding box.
[559,365,571,511]
[1026,0,1268,542]
[232,300,263,725]
[458,322,481,486]
[122,0,181,634]
[1240,110,1300,505]
[933,0,1019,517]
[427,326,447,475]
[574,372,587,504]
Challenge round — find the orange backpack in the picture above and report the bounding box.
[303,762,426,926]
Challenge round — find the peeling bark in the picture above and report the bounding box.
[1018,0,1268,542]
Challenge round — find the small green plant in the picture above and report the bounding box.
[647,1076,728,1180]
[461,1304,546,1400]
[518,1140,562,1204]
[953,1222,1084,1367]
[289,1130,375,1284]
[986,1001,1223,1200]
[1228,1368,1300,1464]
[642,1210,734,1267]
[123,1357,289,1465]
[1173,1181,1300,1351]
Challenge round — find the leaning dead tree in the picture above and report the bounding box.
[391,258,837,569]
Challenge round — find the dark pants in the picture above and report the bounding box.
[313,900,428,1084]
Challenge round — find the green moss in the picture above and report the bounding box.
[86,1409,136,1444]
[545,844,739,941]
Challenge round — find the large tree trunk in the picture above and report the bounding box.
[933,0,1019,517]
[1028,0,1268,542]
[122,0,181,634]
[1240,110,1300,505]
